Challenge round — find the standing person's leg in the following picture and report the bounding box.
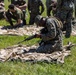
[22,10,26,25]
[65,20,72,38]
[5,11,14,26]
[47,8,50,16]
[65,12,73,38]
[29,13,36,25]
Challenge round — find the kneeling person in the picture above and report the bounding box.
[34,15,63,53]
[5,4,24,27]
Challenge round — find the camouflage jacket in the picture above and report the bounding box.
[10,7,23,20]
[56,0,74,21]
[57,0,74,11]
[40,17,63,47]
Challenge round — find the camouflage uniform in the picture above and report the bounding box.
[13,0,27,25]
[35,16,63,53]
[28,0,44,25]
[46,0,57,16]
[56,0,74,38]
[0,0,5,19]
[5,7,24,27]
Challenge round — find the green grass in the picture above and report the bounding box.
[0,0,76,75]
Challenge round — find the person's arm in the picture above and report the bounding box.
[14,19,22,26]
[41,19,57,42]
[14,11,23,26]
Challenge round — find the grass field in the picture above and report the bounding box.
[0,0,76,75]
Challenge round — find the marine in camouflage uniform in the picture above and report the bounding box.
[5,4,24,27]
[28,0,44,25]
[46,0,57,16]
[56,0,74,38]
[0,0,5,19]
[34,15,63,53]
[13,0,27,25]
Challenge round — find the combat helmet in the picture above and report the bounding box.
[34,15,42,25]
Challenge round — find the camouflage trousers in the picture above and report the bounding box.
[22,10,26,25]
[29,13,39,25]
[36,42,63,53]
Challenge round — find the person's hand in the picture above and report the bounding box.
[35,34,41,38]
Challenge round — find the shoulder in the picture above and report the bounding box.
[46,18,56,27]
[15,7,22,13]
[46,18,54,23]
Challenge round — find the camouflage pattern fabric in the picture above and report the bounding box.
[56,0,74,38]
[5,7,24,26]
[13,0,27,25]
[46,0,57,16]
[0,43,74,64]
[28,0,44,25]
[46,0,52,16]
[36,17,63,53]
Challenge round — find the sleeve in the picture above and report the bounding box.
[41,19,57,42]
